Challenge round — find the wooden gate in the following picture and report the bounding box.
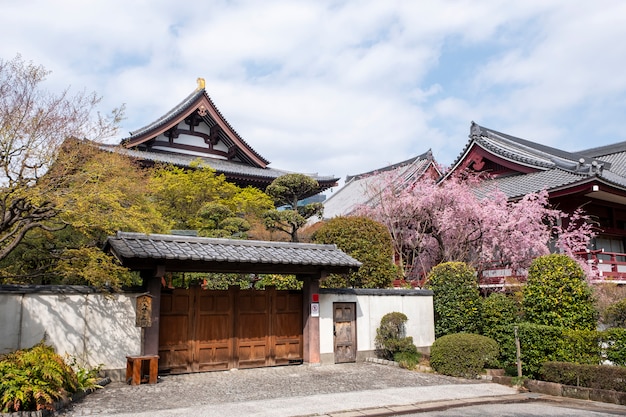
[333,302,356,363]
[158,286,303,374]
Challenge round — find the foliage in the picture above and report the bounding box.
[312,217,398,288]
[429,333,499,379]
[604,298,626,329]
[0,142,167,289]
[374,312,418,362]
[0,343,78,412]
[263,173,323,242]
[593,284,626,326]
[426,262,482,337]
[356,171,595,281]
[522,254,597,331]
[393,350,422,370]
[481,293,519,339]
[490,323,602,378]
[254,274,303,290]
[150,162,273,237]
[602,328,626,366]
[540,362,626,392]
[0,55,123,263]
[65,355,103,392]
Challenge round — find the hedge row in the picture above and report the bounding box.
[487,323,626,378]
[540,362,626,392]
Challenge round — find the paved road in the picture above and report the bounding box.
[398,401,626,416]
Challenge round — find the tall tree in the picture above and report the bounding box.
[263,173,323,242]
[0,55,123,260]
[356,171,595,282]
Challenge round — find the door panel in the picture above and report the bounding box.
[334,302,356,363]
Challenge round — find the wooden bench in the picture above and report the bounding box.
[126,355,159,385]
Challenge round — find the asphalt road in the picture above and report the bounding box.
[396,400,626,416]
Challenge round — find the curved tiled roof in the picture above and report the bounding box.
[105,232,362,274]
[123,88,269,167]
[321,150,438,219]
[102,145,337,184]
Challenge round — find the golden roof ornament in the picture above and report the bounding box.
[196,77,206,91]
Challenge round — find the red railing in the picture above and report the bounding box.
[575,249,626,282]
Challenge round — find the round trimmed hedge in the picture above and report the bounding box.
[429,333,499,379]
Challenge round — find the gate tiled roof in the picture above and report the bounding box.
[105,232,362,274]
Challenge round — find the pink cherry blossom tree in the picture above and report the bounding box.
[355,170,596,285]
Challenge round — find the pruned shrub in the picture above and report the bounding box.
[522,254,597,331]
[540,362,626,392]
[375,312,420,367]
[430,333,499,378]
[426,262,482,337]
[489,323,603,378]
[0,343,78,412]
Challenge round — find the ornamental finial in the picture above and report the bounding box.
[196,78,206,91]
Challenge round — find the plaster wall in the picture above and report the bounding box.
[0,289,141,371]
[319,289,435,364]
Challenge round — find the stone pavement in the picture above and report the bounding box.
[55,361,524,417]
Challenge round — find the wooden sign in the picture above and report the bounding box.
[136,294,153,327]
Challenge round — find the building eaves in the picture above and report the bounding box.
[106,232,362,269]
[100,145,338,183]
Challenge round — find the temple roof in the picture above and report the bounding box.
[321,150,440,220]
[449,122,626,200]
[122,86,269,168]
[115,81,339,193]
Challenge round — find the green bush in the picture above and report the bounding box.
[604,298,626,329]
[522,254,597,331]
[0,344,78,412]
[313,216,398,288]
[481,292,519,339]
[375,312,419,365]
[430,333,499,378]
[540,362,626,392]
[426,262,482,337]
[602,328,626,366]
[489,323,603,378]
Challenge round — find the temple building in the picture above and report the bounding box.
[448,122,626,281]
[320,150,441,221]
[102,79,338,198]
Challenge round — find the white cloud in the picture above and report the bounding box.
[2,0,626,182]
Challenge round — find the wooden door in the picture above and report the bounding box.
[159,287,302,373]
[333,302,356,363]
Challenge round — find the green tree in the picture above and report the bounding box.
[150,162,273,237]
[522,254,597,331]
[426,262,482,337]
[263,173,323,242]
[0,142,169,288]
[312,216,398,288]
[0,55,123,261]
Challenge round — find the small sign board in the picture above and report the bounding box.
[311,302,320,318]
[136,294,153,327]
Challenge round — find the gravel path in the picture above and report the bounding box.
[56,362,481,416]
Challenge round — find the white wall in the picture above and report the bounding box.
[319,288,435,363]
[0,288,141,371]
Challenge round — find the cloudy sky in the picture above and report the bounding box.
[3,1,626,190]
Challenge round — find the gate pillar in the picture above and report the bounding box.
[142,266,164,356]
[301,272,323,365]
